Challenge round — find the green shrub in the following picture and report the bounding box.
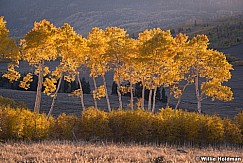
[109,109,155,142]
[0,107,50,140]
[154,108,200,143]
[205,115,224,144]
[22,111,51,140]
[79,107,111,140]
[154,108,225,145]
[223,118,242,144]
[50,113,79,140]
[154,108,180,143]
[0,96,27,109]
[234,111,243,140]
[0,107,23,139]
[0,105,242,146]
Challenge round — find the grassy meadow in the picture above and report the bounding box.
[1,141,243,163]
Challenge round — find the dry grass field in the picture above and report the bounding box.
[0,141,242,163]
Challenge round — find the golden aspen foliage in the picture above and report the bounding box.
[201,78,233,101]
[104,27,130,109]
[174,34,233,112]
[87,28,109,108]
[44,23,89,113]
[43,78,57,96]
[87,27,109,77]
[19,73,33,90]
[119,38,140,85]
[55,23,89,88]
[0,16,20,62]
[20,19,58,113]
[93,85,106,100]
[69,89,82,97]
[20,19,58,64]
[1,17,20,83]
[2,64,21,82]
[64,74,75,83]
[56,23,89,72]
[138,28,178,110]
[138,29,177,89]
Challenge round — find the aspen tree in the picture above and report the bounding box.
[87,27,111,111]
[104,27,128,110]
[87,28,108,109]
[138,28,176,111]
[168,33,192,109]
[0,16,19,62]
[20,20,58,113]
[180,35,233,113]
[46,23,89,114]
[121,38,140,110]
[1,16,20,83]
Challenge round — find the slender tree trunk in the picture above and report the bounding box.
[152,87,157,113]
[34,61,44,113]
[166,87,172,108]
[175,83,189,110]
[195,73,202,114]
[77,75,85,111]
[141,79,145,109]
[175,95,182,110]
[102,74,111,112]
[148,89,153,111]
[116,80,123,109]
[130,81,134,110]
[92,77,98,109]
[47,75,63,119]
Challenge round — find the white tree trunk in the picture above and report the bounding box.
[34,61,44,113]
[195,73,202,114]
[175,96,182,110]
[152,87,157,113]
[130,81,134,110]
[47,75,63,119]
[92,77,98,109]
[116,80,123,109]
[166,88,172,108]
[141,79,145,109]
[175,83,190,110]
[77,75,85,111]
[102,74,111,112]
[148,89,153,111]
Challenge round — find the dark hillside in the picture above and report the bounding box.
[1,0,243,36]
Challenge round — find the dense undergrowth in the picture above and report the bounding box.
[0,96,242,147]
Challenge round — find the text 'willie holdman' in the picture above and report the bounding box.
[196,156,242,162]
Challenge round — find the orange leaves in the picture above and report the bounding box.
[43,78,57,96]
[19,73,33,90]
[93,85,106,100]
[175,34,234,107]
[1,17,234,112]
[2,64,21,82]
[21,20,58,65]
[0,16,19,63]
[201,79,233,101]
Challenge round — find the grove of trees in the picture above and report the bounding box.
[0,16,234,115]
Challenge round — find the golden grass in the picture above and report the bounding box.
[0,141,242,163]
